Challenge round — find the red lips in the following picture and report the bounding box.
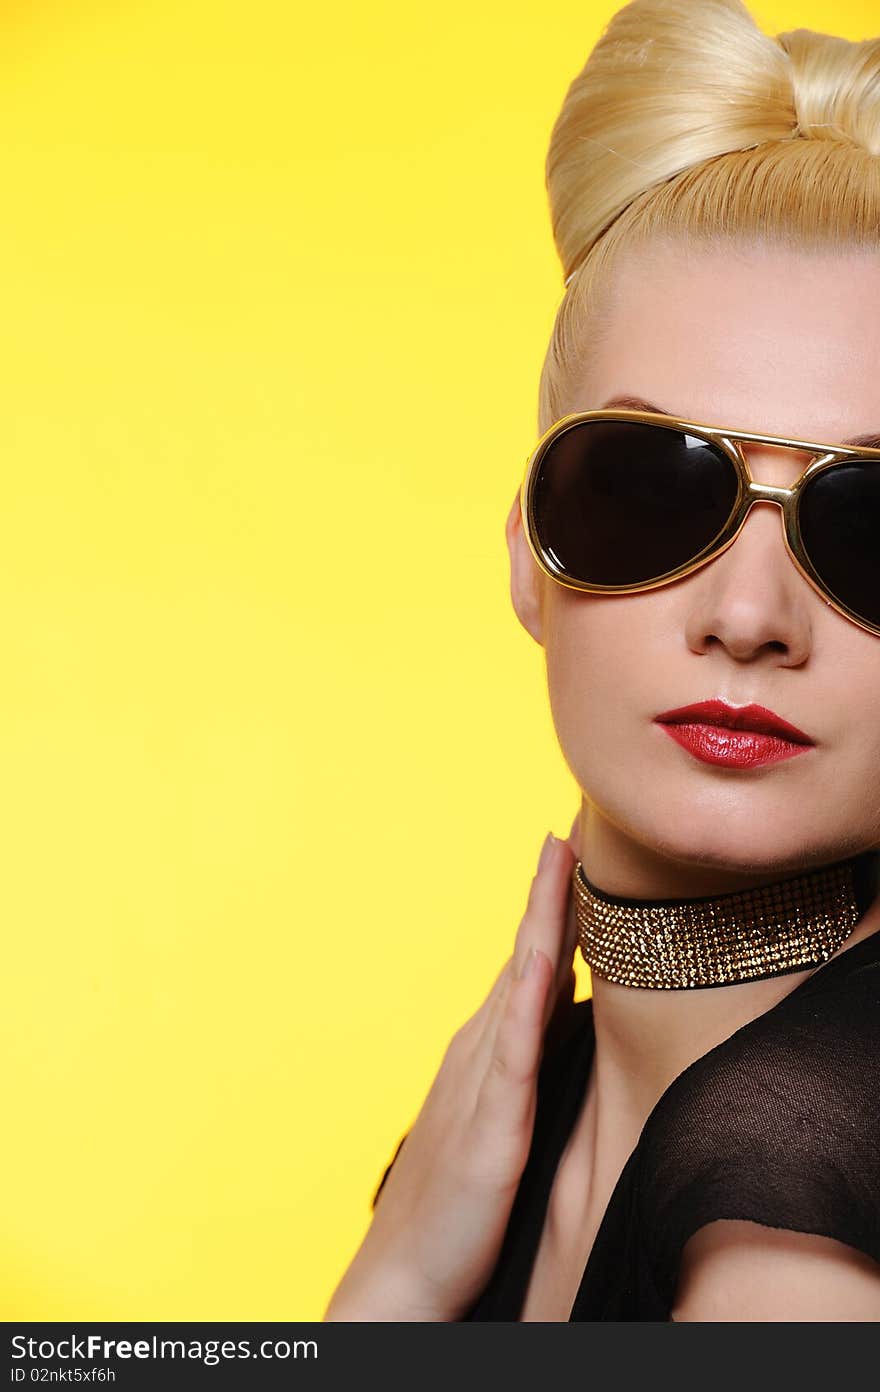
[653,699,815,768]
[654,698,814,745]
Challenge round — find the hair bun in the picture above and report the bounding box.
[547,0,880,285]
[781,28,880,155]
[537,0,880,434]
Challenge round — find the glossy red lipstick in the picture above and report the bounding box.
[654,699,815,769]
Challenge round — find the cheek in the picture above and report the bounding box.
[541,590,880,859]
[542,595,658,780]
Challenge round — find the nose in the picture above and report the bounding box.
[682,483,813,666]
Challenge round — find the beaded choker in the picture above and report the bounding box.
[572,851,880,990]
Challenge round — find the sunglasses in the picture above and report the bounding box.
[520,408,880,637]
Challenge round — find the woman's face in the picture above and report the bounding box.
[507,238,880,892]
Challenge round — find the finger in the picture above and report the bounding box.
[511,835,571,980]
[473,946,553,1146]
[470,833,563,1068]
[560,868,580,976]
[468,953,513,1029]
[547,881,580,1027]
[544,841,578,1007]
[548,808,581,1009]
[509,834,554,981]
[475,839,570,1073]
[469,953,516,1055]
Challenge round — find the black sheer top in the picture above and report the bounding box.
[371,926,880,1319]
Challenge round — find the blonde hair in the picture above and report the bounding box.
[538,0,880,433]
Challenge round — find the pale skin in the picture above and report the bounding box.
[509,237,880,1320]
[324,238,880,1322]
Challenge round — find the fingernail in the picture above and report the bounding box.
[520,946,540,979]
[537,833,556,873]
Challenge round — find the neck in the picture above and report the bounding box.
[575,803,880,1126]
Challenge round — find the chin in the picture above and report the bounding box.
[636,815,855,881]
[618,782,852,879]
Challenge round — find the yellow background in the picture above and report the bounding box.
[0,0,874,1320]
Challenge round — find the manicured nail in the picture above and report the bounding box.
[537,832,556,873]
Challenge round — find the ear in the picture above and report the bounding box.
[505,490,545,645]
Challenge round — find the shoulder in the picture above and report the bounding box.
[671,1219,880,1321]
[647,946,880,1163]
[638,949,880,1305]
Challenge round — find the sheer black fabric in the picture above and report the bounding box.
[371,926,880,1320]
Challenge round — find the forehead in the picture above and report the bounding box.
[573,238,880,445]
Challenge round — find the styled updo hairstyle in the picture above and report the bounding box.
[538,0,880,434]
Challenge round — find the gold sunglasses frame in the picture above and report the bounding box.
[520,407,880,638]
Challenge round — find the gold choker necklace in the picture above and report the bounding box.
[572,852,880,990]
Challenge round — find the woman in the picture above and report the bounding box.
[324,0,880,1320]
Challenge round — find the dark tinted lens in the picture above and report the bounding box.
[530,420,740,586]
[798,462,880,629]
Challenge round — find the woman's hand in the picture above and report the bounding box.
[323,817,581,1321]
